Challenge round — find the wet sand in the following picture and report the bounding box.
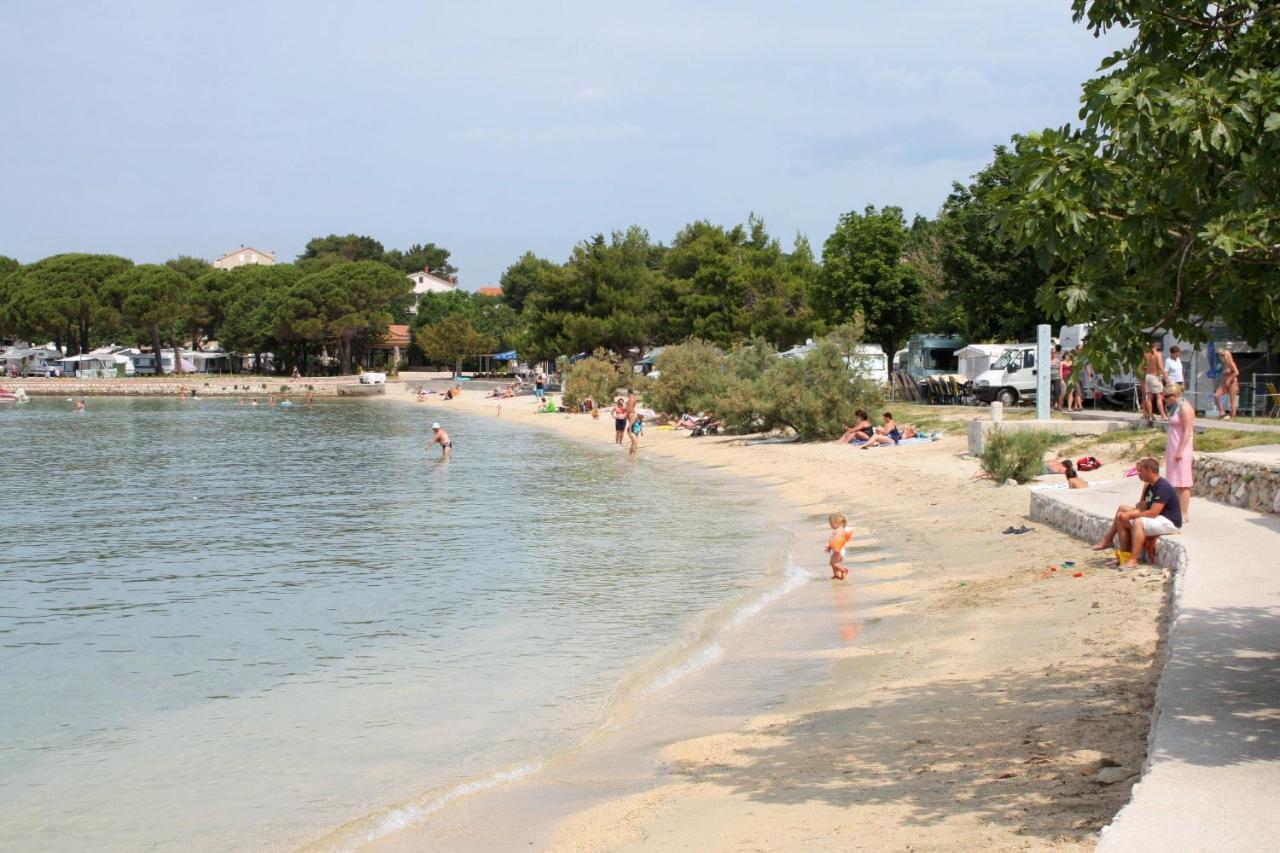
[360,388,1166,852]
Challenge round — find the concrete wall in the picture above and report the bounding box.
[1029,490,1188,574]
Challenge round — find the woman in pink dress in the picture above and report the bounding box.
[1164,382,1195,522]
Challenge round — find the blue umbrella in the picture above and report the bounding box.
[1206,341,1221,379]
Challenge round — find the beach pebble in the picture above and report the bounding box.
[1091,601,1100,609]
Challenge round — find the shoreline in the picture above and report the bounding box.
[354,386,1168,851]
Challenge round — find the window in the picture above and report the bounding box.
[240,253,247,264]
[1025,352,1035,369]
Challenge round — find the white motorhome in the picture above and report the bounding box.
[778,341,889,388]
[971,344,1040,405]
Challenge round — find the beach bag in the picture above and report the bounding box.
[1077,456,1101,472]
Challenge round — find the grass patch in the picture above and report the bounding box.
[1063,426,1280,459]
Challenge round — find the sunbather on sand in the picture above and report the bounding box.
[835,410,875,444]
[861,412,903,448]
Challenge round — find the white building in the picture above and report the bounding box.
[406,268,457,314]
[212,246,277,270]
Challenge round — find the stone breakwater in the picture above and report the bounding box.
[1193,452,1280,515]
[11,376,386,398]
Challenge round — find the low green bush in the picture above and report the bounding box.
[563,352,622,409]
[645,339,726,416]
[979,428,1058,484]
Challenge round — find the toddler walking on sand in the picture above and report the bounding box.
[826,512,853,580]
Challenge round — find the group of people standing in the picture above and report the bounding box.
[610,389,643,455]
[1050,345,1087,411]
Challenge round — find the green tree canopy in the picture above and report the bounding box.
[523,227,659,360]
[164,256,211,281]
[415,314,497,376]
[9,253,133,353]
[814,205,923,355]
[287,261,413,374]
[993,0,1280,372]
[656,215,818,349]
[383,242,456,276]
[101,265,189,373]
[299,234,387,266]
[935,148,1048,343]
[499,251,558,313]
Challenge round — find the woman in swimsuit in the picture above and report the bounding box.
[861,412,903,448]
[1216,348,1239,419]
[836,410,875,444]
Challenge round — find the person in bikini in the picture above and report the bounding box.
[1216,346,1239,419]
[826,512,854,580]
[430,422,453,460]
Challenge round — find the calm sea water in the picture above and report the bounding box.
[0,396,789,851]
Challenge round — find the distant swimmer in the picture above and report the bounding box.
[430,422,452,460]
[74,399,86,413]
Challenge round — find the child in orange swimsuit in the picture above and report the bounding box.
[826,512,853,580]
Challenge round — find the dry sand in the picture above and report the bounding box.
[370,387,1166,852]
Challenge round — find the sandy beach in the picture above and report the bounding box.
[360,384,1168,852]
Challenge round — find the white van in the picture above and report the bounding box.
[972,344,1040,405]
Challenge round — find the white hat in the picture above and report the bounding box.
[431,422,441,429]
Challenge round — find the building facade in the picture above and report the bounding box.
[212,246,277,270]
[406,268,458,314]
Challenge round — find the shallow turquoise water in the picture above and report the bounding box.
[0,397,787,851]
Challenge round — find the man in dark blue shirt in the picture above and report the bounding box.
[1091,457,1181,567]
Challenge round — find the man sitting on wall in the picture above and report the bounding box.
[1089,457,1182,567]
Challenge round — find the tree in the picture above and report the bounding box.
[562,351,623,408]
[814,206,923,355]
[499,251,558,313]
[0,256,20,341]
[288,261,412,374]
[992,0,1280,373]
[220,264,299,371]
[298,234,387,271]
[656,216,818,350]
[645,339,728,415]
[383,242,456,277]
[165,256,211,281]
[934,148,1048,342]
[522,227,659,360]
[8,254,133,353]
[101,265,190,374]
[415,314,496,376]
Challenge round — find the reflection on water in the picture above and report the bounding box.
[0,397,784,851]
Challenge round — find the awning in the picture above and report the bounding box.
[488,350,518,360]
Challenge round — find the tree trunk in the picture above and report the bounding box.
[151,327,166,375]
[79,319,90,356]
[170,330,184,375]
[340,338,353,375]
[454,357,461,378]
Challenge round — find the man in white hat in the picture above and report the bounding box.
[430,422,452,460]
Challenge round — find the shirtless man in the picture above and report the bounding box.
[625,388,638,430]
[1142,340,1166,423]
[1216,346,1239,419]
[430,422,452,460]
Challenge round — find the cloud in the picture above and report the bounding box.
[462,121,644,147]
[571,87,612,103]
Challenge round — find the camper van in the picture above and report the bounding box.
[779,341,889,388]
[971,344,1040,405]
[902,334,964,381]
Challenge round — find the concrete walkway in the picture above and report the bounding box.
[1030,481,1280,852]
[1068,409,1280,434]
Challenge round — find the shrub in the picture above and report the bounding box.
[563,353,622,408]
[645,339,727,415]
[715,334,883,441]
[979,428,1058,484]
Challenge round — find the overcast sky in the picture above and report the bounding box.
[0,1,1126,287]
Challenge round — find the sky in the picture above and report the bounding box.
[0,1,1127,288]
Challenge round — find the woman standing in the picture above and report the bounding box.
[611,397,627,445]
[1164,382,1195,522]
[1215,347,1239,419]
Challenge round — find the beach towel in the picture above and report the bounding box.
[847,436,936,448]
[1029,480,1113,492]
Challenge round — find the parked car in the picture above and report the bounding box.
[972,344,1039,406]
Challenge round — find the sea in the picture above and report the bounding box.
[0,396,803,851]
